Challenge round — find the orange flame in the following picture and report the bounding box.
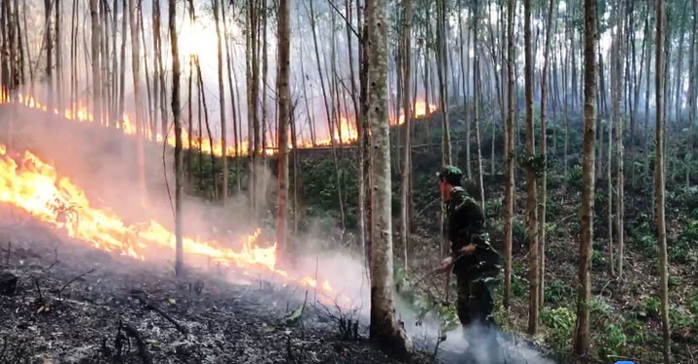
[0,92,435,156]
[0,144,359,302]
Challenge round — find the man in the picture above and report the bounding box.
[436,165,501,328]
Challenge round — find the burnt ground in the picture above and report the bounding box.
[0,208,439,364]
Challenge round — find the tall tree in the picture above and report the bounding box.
[169,0,184,276]
[655,0,671,361]
[523,0,539,335]
[213,0,228,205]
[128,0,146,206]
[613,0,626,281]
[574,0,599,357]
[276,0,290,249]
[399,0,413,270]
[436,0,451,166]
[538,0,555,307]
[365,0,412,357]
[503,0,516,310]
[90,0,102,125]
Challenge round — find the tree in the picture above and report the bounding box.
[435,0,451,166]
[90,0,102,125]
[128,0,147,206]
[503,0,516,310]
[169,0,184,276]
[655,0,671,361]
[365,0,412,358]
[276,0,290,249]
[399,0,413,270]
[212,0,228,205]
[523,0,539,335]
[574,0,599,357]
[538,0,555,307]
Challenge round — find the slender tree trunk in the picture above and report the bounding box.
[399,0,413,270]
[221,3,241,191]
[117,0,127,126]
[613,0,626,281]
[90,0,102,125]
[213,0,228,205]
[276,0,290,249]
[473,0,485,211]
[436,0,451,166]
[127,0,146,205]
[574,0,598,357]
[366,0,413,356]
[655,0,671,361]
[503,0,516,311]
[169,0,183,276]
[538,0,554,308]
[523,0,539,336]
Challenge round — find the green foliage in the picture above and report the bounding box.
[540,307,576,353]
[640,296,661,319]
[567,165,583,189]
[595,323,627,360]
[544,280,574,305]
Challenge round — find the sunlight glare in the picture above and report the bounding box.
[178,17,220,59]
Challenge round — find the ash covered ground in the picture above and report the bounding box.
[0,208,438,364]
[0,208,560,364]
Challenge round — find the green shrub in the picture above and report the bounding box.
[541,306,576,354]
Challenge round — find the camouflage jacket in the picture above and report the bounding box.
[444,187,501,276]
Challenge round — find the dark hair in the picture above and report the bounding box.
[437,165,463,186]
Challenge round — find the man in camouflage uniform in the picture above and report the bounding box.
[436,165,502,328]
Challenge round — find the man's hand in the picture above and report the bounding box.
[460,243,476,255]
[437,256,453,273]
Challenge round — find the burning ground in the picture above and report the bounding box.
[0,210,432,364]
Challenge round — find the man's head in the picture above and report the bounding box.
[437,165,463,197]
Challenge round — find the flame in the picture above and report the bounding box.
[0,91,435,157]
[0,144,358,303]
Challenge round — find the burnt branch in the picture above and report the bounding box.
[57,268,96,299]
[129,291,188,335]
[119,322,152,364]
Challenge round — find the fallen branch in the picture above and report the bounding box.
[120,322,153,364]
[130,292,188,335]
[58,268,96,298]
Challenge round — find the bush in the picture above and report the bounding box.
[541,306,576,354]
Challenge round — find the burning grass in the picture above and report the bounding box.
[0,143,362,309]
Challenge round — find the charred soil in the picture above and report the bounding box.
[0,208,436,364]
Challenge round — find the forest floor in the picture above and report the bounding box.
[0,207,441,364]
[0,205,559,364]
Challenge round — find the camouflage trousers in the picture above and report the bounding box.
[455,271,498,328]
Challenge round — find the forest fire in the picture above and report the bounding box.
[0,143,341,303]
[0,90,435,157]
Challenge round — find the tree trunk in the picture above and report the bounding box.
[118,0,127,127]
[169,0,184,276]
[436,0,451,166]
[473,0,485,211]
[276,0,290,249]
[127,0,146,206]
[366,0,413,357]
[574,0,598,357]
[399,0,412,270]
[655,0,671,361]
[90,0,102,125]
[213,0,228,205]
[613,0,626,282]
[503,0,516,311]
[523,0,539,336]
[538,0,554,308]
